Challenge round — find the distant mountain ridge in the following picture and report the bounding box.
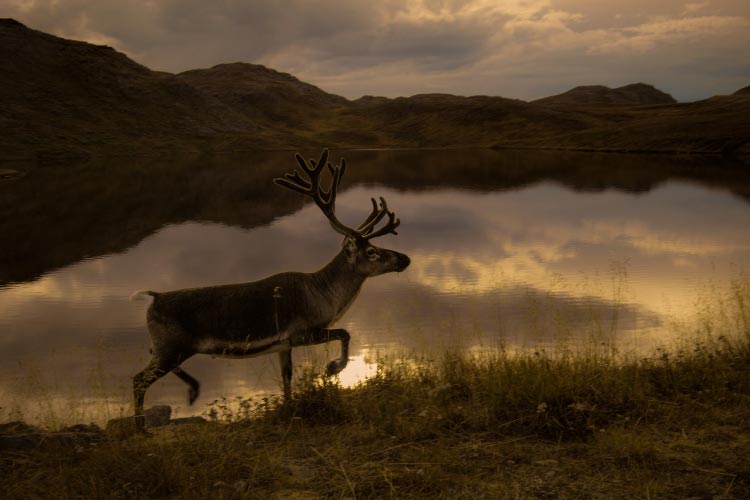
[533,83,677,106]
[1,19,749,159]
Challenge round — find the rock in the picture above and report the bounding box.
[61,423,103,434]
[0,168,24,180]
[0,433,42,451]
[42,432,106,448]
[169,416,207,426]
[0,431,105,452]
[105,416,138,437]
[0,421,40,434]
[144,405,172,427]
[105,405,173,437]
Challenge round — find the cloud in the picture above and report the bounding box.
[683,1,712,15]
[587,14,750,55]
[4,0,749,100]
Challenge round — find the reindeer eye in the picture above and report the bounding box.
[366,247,378,259]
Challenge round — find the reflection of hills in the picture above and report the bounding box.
[0,153,304,285]
[340,149,750,200]
[2,149,750,286]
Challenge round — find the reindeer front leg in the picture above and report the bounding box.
[278,349,293,401]
[322,328,350,375]
[291,328,351,376]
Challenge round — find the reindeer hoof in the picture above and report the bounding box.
[188,387,199,405]
[134,417,152,437]
[326,360,346,376]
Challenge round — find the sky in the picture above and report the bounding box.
[3,0,749,101]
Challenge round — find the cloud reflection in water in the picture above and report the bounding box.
[1,179,749,424]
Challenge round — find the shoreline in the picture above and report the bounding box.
[3,332,749,499]
[3,143,750,165]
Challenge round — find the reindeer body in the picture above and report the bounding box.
[132,149,409,431]
[142,250,366,360]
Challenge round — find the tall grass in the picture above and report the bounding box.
[2,277,749,499]
[271,276,750,440]
[279,334,748,441]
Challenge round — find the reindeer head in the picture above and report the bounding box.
[274,149,410,277]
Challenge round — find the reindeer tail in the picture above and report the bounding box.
[130,290,159,301]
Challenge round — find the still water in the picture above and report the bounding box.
[1,149,749,425]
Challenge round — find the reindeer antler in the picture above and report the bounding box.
[357,197,400,239]
[274,149,400,240]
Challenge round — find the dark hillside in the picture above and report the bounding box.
[533,83,676,106]
[0,19,292,158]
[332,93,597,148]
[548,95,750,155]
[177,63,349,134]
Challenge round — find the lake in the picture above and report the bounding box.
[1,149,749,426]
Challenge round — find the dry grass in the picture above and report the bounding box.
[3,338,749,498]
[2,279,749,499]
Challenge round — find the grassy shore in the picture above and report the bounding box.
[2,280,750,499]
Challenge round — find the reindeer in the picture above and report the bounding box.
[130,149,410,431]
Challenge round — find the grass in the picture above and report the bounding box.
[2,279,750,499]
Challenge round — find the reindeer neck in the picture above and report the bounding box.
[310,249,367,310]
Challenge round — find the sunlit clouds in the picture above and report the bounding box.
[4,0,748,100]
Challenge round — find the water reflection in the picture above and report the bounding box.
[1,150,749,425]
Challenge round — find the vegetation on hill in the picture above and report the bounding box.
[177,63,348,138]
[1,18,749,159]
[0,19,264,158]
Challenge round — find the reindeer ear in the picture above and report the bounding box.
[342,236,358,257]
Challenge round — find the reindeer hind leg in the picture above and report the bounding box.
[133,355,177,432]
[172,366,200,405]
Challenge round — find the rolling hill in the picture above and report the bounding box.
[0,19,307,158]
[177,63,348,137]
[532,83,676,106]
[1,18,749,159]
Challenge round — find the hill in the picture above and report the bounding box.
[532,83,676,106]
[0,19,307,159]
[177,63,348,135]
[329,93,593,148]
[1,19,748,158]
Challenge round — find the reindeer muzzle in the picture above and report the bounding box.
[395,252,411,272]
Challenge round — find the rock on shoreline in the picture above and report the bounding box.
[0,406,207,452]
